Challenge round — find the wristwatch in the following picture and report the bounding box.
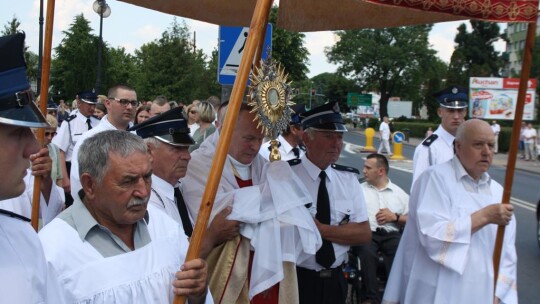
[394,213,401,223]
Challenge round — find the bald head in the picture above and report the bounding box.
[455,119,495,180]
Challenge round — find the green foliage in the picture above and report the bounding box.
[50,14,99,100]
[447,21,503,86]
[326,25,440,118]
[310,73,360,111]
[268,6,309,82]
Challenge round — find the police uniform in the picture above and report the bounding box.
[0,33,63,303]
[129,107,195,237]
[412,86,468,185]
[291,102,369,304]
[52,91,100,163]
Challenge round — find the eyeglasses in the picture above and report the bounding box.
[109,98,139,107]
[44,131,57,137]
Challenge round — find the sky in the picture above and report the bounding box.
[2,0,506,79]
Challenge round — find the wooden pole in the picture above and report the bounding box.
[492,20,537,288]
[173,0,274,302]
[31,0,56,231]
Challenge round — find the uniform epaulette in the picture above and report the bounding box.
[0,209,31,222]
[331,163,360,174]
[65,114,77,122]
[287,158,301,166]
[299,145,306,152]
[422,134,438,147]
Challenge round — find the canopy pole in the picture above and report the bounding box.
[31,0,56,231]
[493,19,537,289]
[173,0,274,303]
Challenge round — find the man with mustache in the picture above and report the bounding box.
[412,86,468,185]
[69,84,138,202]
[39,130,210,303]
[383,119,517,304]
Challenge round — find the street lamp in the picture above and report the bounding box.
[93,0,111,94]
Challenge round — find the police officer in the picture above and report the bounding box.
[289,101,371,304]
[52,90,99,206]
[412,86,468,184]
[0,32,63,303]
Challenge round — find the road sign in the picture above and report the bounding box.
[347,93,372,107]
[393,131,405,143]
[218,24,273,85]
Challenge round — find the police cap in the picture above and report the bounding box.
[77,90,98,105]
[300,101,347,132]
[433,86,469,109]
[128,107,194,146]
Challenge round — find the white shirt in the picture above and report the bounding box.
[360,179,409,233]
[149,175,184,225]
[0,169,64,226]
[412,125,455,185]
[523,128,537,144]
[70,115,132,199]
[0,212,64,303]
[290,155,369,271]
[38,204,212,304]
[491,123,501,135]
[382,157,517,304]
[52,111,100,161]
[259,135,305,161]
[379,121,391,140]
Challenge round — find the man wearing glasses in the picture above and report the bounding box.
[69,84,139,200]
[52,90,100,207]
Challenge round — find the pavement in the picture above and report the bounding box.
[349,127,540,175]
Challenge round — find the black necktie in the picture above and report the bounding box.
[86,118,93,130]
[292,147,300,159]
[174,186,193,237]
[315,171,336,268]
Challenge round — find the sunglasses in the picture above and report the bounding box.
[109,98,139,107]
[44,131,57,137]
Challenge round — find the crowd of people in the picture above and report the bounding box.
[1,32,520,304]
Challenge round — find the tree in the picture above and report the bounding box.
[50,14,100,101]
[309,73,360,112]
[2,16,39,85]
[134,18,217,101]
[326,25,437,118]
[447,21,502,86]
[268,6,309,82]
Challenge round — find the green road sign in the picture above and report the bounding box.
[347,93,372,106]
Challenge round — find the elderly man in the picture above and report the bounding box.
[69,84,138,200]
[183,102,320,303]
[39,130,209,303]
[259,104,306,161]
[355,153,408,304]
[383,119,517,304]
[0,32,63,303]
[52,90,100,206]
[129,107,239,258]
[412,86,468,184]
[290,101,371,304]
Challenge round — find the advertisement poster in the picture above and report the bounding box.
[469,77,537,120]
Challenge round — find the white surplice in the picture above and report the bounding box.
[38,204,210,304]
[382,157,517,304]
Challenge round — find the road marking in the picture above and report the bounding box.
[512,198,536,212]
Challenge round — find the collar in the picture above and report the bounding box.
[301,154,333,182]
[278,134,295,154]
[72,193,149,242]
[151,174,175,202]
[99,114,133,131]
[451,156,491,185]
[435,125,456,147]
[76,110,91,120]
[228,155,252,180]
[365,178,395,192]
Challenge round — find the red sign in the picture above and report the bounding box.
[503,78,537,89]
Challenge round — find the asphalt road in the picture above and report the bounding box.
[339,131,540,303]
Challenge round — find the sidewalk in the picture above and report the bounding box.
[350,127,540,175]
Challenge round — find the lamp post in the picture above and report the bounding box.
[93,0,111,94]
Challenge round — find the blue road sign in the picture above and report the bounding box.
[393,131,404,144]
[218,24,273,85]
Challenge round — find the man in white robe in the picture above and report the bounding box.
[0,32,63,303]
[383,119,517,304]
[39,130,210,303]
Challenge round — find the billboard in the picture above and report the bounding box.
[469,77,537,120]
